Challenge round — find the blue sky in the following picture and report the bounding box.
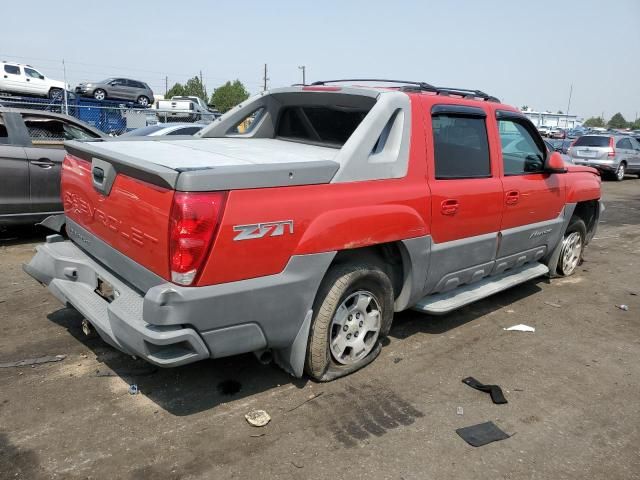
[2,0,639,120]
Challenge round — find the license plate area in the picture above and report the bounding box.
[95,277,118,303]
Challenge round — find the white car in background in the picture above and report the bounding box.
[537,125,551,137]
[0,61,67,99]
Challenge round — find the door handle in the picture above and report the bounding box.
[505,190,520,205]
[441,199,459,215]
[30,159,55,168]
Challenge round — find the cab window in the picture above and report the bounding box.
[432,114,491,179]
[498,119,545,175]
[4,65,20,75]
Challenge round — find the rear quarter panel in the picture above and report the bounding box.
[198,94,431,286]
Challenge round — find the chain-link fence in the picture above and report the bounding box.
[0,93,217,136]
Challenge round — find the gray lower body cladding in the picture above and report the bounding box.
[24,234,335,373]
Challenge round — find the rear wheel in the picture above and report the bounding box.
[614,162,626,181]
[93,89,106,101]
[137,95,150,107]
[305,263,394,381]
[48,88,63,99]
[556,217,586,276]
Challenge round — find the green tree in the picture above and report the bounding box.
[520,105,529,111]
[557,110,564,114]
[608,112,628,129]
[164,76,208,103]
[184,76,208,102]
[210,80,250,112]
[630,119,640,130]
[583,116,605,128]
[165,82,185,98]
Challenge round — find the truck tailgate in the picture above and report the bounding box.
[62,154,174,282]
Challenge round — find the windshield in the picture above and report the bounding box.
[573,136,610,147]
[99,78,115,84]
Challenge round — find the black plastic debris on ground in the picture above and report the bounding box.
[456,421,510,447]
[462,377,508,404]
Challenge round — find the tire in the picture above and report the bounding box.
[614,162,626,181]
[137,95,150,107]
[93,89,106,101]
[555,217,586,277]
[305,262,394,381]
[48,88,63,99]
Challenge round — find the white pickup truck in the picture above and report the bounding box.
[155,96,219,122]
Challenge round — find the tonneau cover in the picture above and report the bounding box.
[65,138,340,191]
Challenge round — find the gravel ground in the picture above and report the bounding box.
[1,180,639,480]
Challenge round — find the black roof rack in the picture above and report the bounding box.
[309,79,500,102]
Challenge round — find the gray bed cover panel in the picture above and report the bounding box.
[65,138,340,191]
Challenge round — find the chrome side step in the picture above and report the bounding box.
[413,262,549,315]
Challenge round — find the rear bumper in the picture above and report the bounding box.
[24,236,209,367]
[24,235,334,373]
[572,160,617,172]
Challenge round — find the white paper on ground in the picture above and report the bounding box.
[503,324,535,333]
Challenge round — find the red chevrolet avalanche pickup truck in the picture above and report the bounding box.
[25,80,602,381]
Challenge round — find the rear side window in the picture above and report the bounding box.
[574,136,610,147]
[4,65,20,75]
[432,115,491,179]
[276,106,368,147]
[24,116,98,144]
[616,138,632,149]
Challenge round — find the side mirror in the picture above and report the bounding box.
[39,75,45,80]
[545,152,567,173]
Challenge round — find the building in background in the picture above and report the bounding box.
[520,108,583,129]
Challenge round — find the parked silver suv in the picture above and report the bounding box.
[569,134,640,181]
[75,78,154,106]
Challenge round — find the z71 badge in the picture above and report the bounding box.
[233,220,294,241]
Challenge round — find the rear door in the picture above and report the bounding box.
[423,102,504,294]
[495,111,566,272]
[616,137,635,171]
[0,112,30,217]
[19,114,65,213]
[629,138,640,172]
[2,65,30,94]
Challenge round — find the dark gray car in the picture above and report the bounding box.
[0,107,104,226]
[75,78,154,106]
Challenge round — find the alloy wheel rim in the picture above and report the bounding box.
[617,164,625,180]
[139,97,148,106]
[329,290,381,365]
[561,231,583,275]
[95,91,105,100]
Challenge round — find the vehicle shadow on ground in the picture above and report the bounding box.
[46,307,307,417]
[0,225,51,246]
[389,279,545,339]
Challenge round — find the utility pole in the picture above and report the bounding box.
[165,76,168,96]
[199,70,206,99]
[298,65,306,85]
[62,59,68,114]
[565,84,573,129]
[263,64,269,92]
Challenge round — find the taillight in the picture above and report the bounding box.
[169,191,227,286]
[608,137,615,157]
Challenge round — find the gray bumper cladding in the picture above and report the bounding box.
[23,236,210,367]
[23,236,336,374]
